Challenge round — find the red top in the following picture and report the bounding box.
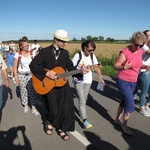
[117,47,144,82]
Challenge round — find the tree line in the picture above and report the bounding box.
[73,35,130,42]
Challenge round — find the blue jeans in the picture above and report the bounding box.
[133,75,141,99]
[0,84,3,110]
[139,72,150,108]
[74,82,91,120]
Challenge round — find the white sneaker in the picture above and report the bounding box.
[145,106,150,115]
[139,109,150,117]
[13,80,16,85]
[12,78,16,85]
[32,108,39,116]
[24,105,29,113]
[8,74,11,78]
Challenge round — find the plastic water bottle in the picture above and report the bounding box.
[97,81,105,91]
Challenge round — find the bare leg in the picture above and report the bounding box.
[114,105,124,126]
[122,113,133,135]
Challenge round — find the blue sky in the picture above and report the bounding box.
[0,0,150,41]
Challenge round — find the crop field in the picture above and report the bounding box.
[39,42,129,59]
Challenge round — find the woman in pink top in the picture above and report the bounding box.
[114,31,146,136]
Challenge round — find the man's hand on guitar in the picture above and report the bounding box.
[46,70,57,80]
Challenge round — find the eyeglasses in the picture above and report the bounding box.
[134,43,144,48]
[86,47,95,52]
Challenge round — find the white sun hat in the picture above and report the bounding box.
[54,29,70,41]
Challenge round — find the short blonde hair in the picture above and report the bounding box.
[132,31,146,44]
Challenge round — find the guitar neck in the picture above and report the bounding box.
[58,69,82,78]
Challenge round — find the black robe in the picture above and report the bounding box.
[29,45,76,132]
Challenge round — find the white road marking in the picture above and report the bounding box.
[70,130,91,146]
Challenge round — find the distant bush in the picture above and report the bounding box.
[69,49,80,59]
[97,54,117,66]
[95,54,117,77]
[101,65,117,78]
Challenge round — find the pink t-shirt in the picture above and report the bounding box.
[117,47,143,82]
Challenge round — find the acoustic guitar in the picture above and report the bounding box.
[32,65,99,95]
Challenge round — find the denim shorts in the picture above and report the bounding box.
[117,78,136,114]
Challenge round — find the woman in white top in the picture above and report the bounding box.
[138,30,150,116]
[13,37,39,116]
[72,40,103,129]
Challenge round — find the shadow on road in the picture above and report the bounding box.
[0,125,32,150]
[91,79,141,114]
[2,85,13,110]
[0,85,13,126]
[84,131,119,150]
[122,127,150,150]
[91,79,121,103]
[84,128,150,150]
[87,93,114,124]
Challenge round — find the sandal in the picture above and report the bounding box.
[44,121,53,135]
[56,129,70,141]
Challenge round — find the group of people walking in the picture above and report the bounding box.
[114,30,150,136]
[0,29,150,141]
[0,38,41,116]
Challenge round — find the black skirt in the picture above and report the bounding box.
[45,82,75,132]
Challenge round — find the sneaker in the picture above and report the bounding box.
[83,119,93,129]
[134,99,139,105]
[13,80,16,85]
[8,74,11,78]
[24,105,29,113]
[145,106,150,115]
[32,108,39,116]
[139,109,150,117]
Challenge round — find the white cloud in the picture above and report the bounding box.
[0,32,53,41]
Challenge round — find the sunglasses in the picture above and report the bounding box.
[134,43,144,48]
[56,39,67,43]
[86,47,95,52]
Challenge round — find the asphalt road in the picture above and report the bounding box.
[0,73,150,150]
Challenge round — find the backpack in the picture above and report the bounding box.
[75,51,94,67]
[73,51,94,81]
[18,50,33,61]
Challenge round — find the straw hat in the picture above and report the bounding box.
[54,29,70,41]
